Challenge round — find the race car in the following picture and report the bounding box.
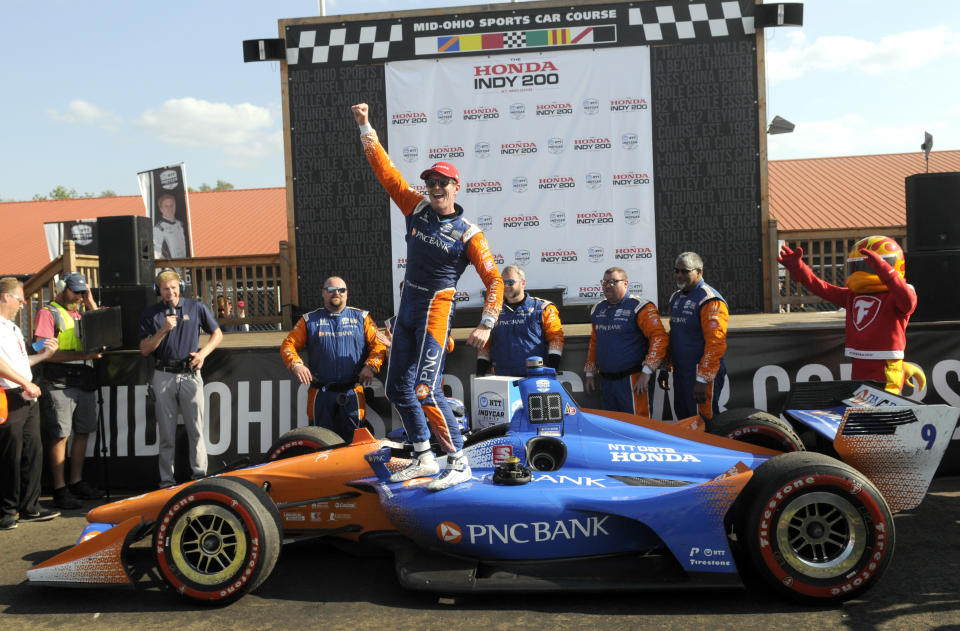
[27,360,958,606]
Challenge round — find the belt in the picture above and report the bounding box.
[310,381,355,393]
[599,365,645,381]
[4,386,22,395]
[155,359,194,374]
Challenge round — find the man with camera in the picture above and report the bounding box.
[139,269,222,488]
[33,272,104,509]
[281,276,386,443]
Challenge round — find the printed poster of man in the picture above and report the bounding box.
[137,163,193,259]
[44,218,99,260]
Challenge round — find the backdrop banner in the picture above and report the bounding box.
[137,163,194,260]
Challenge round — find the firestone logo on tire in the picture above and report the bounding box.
[613,171,651,186]
[624,208,642,225]
[437,107,453,124]
[463,106,500,121]
[475,142,491,159]
[402,146,418,162]
[515,249,531,266]
[541,249,578,263]
[582,97,599,115]
[391,111,428,125]
[512,176,528,193]
[465,180,502,194]
[549,211,566,228]
[510,102,526,119]
[585,172,602,189]
[588,246,605,263]
[547,137,564,154]
[610,97,649,112]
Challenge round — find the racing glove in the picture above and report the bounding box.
[656,370,670,391]
[693,380,708,403]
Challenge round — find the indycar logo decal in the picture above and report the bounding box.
[437,521,463,543]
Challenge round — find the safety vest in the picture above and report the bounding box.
[45,301,83,352]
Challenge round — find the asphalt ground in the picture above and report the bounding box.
[2,477,959,631]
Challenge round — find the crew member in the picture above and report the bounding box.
[34,272,104,509]
[477,265,564,377]
[585,267,668,416]
[779,236,923,393]
[0,277,60,530]
[352,102,503,491]
[139,269,222,488]
[280,277,386,442]
[666,252,728,420]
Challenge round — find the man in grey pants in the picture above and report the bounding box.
[139,269,221,488]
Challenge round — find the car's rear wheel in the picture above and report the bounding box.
[708,408,804,452]
[737,452,894,603]
[265,426,345,461]
[153,477,281,605]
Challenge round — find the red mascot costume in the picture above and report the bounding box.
[779,235,925,394]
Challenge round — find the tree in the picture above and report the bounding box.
[99,190,118,197]
[188,179,234,193]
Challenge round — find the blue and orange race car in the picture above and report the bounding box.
[27,361,958,606]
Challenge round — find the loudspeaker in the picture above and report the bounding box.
[907,250,960,321]
[905,172,960,252]
[242,38,285,62]
[98,286,157,349]
[97,216,155,286]
[80,307,123,352]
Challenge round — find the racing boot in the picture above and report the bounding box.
[426,453,472,491]
[389,450,439,482]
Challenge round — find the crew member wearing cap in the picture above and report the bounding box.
[352,102,503,491]
[34,272,104,509]
[139,269,222,487]
[281,276,386,442]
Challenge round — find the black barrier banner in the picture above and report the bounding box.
[86,323,960,489]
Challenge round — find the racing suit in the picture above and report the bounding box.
[781,256,916,392]
[585,295,668,416]
[477,295,564,377]
[360,127,502,454]
[668,280,728,420]
[281,306,386,443]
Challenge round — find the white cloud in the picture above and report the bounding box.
[135,98,282,160]
[46,99,121,130]
[767,26,960,81]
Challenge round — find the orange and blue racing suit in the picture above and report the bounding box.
[477,295,564,377]
[280,306,386,442]
[668,281,728,420]
[585,295,668,417]
[360,127,502,453]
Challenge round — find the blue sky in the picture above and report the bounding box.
[1,0,957,201]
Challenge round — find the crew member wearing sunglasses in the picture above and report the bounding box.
[352,102,503,491]
[584,267,668,417]
[477,265,564,378]
[665,252,727,420]
[281,277,387,443]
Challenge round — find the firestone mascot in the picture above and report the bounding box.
[778,236,925,394]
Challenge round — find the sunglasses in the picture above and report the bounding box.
[503,279,520,286]
[3,293,26,305]
[325,286,347,294]
[601,279,625,287]
[674,268,697,275]
[424,177,455,188]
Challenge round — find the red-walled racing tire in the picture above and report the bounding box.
[265,426,345,462]
[737,452,894,604]
[153,477,281,605]
[708,408,805,452]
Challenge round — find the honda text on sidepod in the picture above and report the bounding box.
[27,361,958,605]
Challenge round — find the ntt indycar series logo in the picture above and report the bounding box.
[437,107,453,124]
[391,111,428,125]
[463,106,500,121]
[512,176,528,193]
[585,172,602,189]
[402,146,418,162]
[503,215,540,229]
[536,102,573,117]
[582,97,599,115]
[610,97,649,112]
[510,103,525,119]
[588,246,605,263]
[515,249,531,266]
[574,137,613,151]
[541,249,578,263]
[622,133,639,150]
[547,137,564,154]
[501,141,538,156]
[613,172,651,186]
[550,211,566,227]
[577,211,614,226]
[475,142,491,159]
[477,215,494,231]
[429,146,465,160]
[465,180,502,194]
[615,246,654,260]
[579,285,603,299]
[538,176,575,191]
[624,208,642,225]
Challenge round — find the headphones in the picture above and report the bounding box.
[154,267,186,296]
[54,272,84,295]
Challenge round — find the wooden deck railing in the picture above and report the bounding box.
[16,240,292,339]
[769,220,906,312]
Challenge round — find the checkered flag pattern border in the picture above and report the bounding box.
[628,0,755,41]
[287,23,402,65]
[503,31,525,48]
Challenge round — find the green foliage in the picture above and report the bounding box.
[188,180,234,193]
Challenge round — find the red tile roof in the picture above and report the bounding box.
[769,150,960,232]
[0,188,288,275]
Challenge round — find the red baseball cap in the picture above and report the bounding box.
[419,161,461,182]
